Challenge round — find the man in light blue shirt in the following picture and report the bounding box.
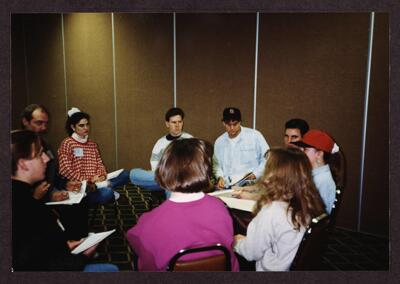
[214,107,269,189]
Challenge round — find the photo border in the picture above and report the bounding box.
[1,0,399,283]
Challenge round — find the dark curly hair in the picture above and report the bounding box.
[65,111,90,136]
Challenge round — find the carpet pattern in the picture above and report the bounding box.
[88,185,152,270]
[88,184,389,271]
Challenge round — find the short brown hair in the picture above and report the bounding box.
[11,130,42,175]
[165,107,184,121]
[155,138,213,193]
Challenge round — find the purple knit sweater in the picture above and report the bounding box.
[126,195,239,271]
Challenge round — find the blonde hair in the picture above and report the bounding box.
[254,147,325,230]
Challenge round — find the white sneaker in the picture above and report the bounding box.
[113,191,120,201]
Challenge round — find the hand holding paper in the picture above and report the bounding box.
[106,169,124,180]
[45,180,87,205]
[95,169,124,188]
[71,229,116,254]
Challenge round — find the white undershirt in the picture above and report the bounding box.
[169,191,205,203]
[71,132,88,143]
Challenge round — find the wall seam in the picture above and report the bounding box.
[173,12,177,107]
[358,12,375,231]
[111,13,119,169]
[61,14,68,114]
[252,12,260,129]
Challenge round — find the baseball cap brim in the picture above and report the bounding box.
[290,141,314,148]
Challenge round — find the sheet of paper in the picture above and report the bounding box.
[107,169,124,180]
[95,169,124,188]
[71,229,116,255]
[208,189,256,212]
[45,180,87,205]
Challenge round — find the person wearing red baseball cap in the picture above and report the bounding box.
[291,129,345,214]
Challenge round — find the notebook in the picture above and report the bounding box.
[71,229,116,254]
[208,189,256,212]
[45,180,87,205]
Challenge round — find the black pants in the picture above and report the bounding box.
[54,197,89,240]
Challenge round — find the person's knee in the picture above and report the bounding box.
[120,170,130,182]
[97,188,114,203]
[109,170,130,188]
[129,168,144,183]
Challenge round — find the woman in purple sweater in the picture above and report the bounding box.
[126,138,239,271]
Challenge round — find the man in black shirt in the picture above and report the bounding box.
[11,130,90,270]
[20,104,88,240]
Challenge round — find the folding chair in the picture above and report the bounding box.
[167,244,232,271]
[290,213,330,270]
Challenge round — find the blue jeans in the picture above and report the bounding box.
[129,169,170,198]
[87,170,130,204]
[83,263,119,272]
[109,169,130,188]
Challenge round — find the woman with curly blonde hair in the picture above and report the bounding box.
[233,147,325,271]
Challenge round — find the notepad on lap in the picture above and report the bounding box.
[71,229,116,255]
[107,169,124,180]
[45,180,87,205]
[95,169,124,188]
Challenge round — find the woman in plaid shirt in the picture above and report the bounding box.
[58,107,129,204]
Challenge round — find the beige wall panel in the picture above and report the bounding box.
[115,14,173,169]
[361,13,389,237]
[256,13,370,231]
[15,14,66,150]
[177,14,256,144]
[64,13,116,170]
[11,15,28,129]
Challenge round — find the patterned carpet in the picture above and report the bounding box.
[88,184,389,271]
[88,184,155,271]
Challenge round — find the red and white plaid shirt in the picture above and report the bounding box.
[58,136,107,181]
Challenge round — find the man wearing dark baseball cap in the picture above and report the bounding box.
[214,107,270,189]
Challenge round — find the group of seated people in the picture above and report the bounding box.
[11,103,344,272]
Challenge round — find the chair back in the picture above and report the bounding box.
[329,186,343,227]
[290,213,330,270]
[167,244,231,271]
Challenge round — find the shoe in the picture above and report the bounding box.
[113,191,120,201]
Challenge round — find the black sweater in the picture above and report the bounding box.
[12,179,88,271]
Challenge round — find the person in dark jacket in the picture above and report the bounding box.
[11,129,118,272]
